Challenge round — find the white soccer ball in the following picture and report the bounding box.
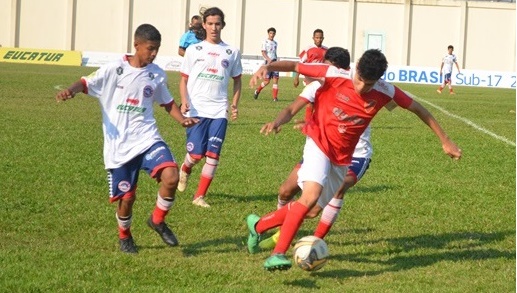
[292,236,329,271]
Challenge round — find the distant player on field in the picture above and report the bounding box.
[55,24,199,254]
[177,7,243,208]
[293,29,328,88]
[437,45,461,94]
[254,27,279,101]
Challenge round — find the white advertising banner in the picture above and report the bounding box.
[82,52,516,89]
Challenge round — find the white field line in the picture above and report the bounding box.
[405,91,516,147]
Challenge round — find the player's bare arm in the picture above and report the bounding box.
[55,80,84,102]
[231,77,242,121]
[250,61,299,88]
[407,100,462,160]
[260,97,307,135]
[165,102,199,127]
[179,75,190,114]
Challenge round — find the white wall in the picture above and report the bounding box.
[0,0,514,71]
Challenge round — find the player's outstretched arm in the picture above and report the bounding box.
[250,61,300,88]
[55,80,84,102]
[407,100,462,160]
[260,97,308,135]
[165,102,199,128]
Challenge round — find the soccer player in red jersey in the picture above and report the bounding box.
[246,48,462,271]
[293,29,328,88]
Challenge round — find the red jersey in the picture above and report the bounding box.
[298,63,413,165]
[298,45,328,64]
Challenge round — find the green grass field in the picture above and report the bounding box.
[0,62,515,292]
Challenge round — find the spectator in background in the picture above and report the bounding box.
[178,15,203,57]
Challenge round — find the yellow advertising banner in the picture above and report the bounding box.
[0,47,82,66]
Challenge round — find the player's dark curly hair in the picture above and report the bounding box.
[324,47,350,70]
[356,49,387,81]
[134,24,161,42]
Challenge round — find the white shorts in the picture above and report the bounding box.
[297,137,348,209]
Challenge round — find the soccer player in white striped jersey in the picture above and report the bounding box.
[55,24,199,253]
[177,7,243,208]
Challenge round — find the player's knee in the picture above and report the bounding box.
[160,168,179,190]
[278,183,297,201]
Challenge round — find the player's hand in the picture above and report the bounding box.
[250,66,268,88]
[260,122,281,135]
[293,77,299,88]
[181,117,199,128]
[180,102,190,114]
[292,119,306,130]
[230,105,239,121]
[55,89,75,102]
[442,141,462,160]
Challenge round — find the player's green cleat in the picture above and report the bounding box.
[263,254,292,271]
[246,214,261,254]
[259,230,280,250]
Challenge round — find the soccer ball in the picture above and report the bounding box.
[292,236,329,271]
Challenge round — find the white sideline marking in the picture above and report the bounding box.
[405,92,516,147]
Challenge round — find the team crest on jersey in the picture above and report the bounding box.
[148,72,155,80]
[364,100,377,113]
[195,45,202,50]
[221,59,229,68]
[226,49,232,55]
[116,67,123,75]
[118,181,131,192]
[186,142,195,152]
[143,85,154,98]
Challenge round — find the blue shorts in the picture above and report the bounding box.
[107,141,177,202]
[264,59,279,79]
[444,73,452,83]
[347,157,371,184]
[185,117,227,160]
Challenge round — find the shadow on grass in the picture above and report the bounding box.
[315,230,515,279]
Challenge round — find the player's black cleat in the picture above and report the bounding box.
[254,90,260,99]
[119,236,138,254]
[147,216,179,246]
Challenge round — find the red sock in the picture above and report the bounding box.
[181,163,192,174]
[272,87,278,99]
[256,204,290,233]
[194,175,213,199]
[273,202,309,254]
[118,227,131,239]
[152,206,168,224]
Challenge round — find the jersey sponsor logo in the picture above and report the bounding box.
[225,49,232,55]
[148,72,155,80]
[126,98,139,105]
[207,68,219,74]
[118,181,131,192]
[143,85,154,98]
[208,52,220,57]
[116,67,123,75]
[198,72,224,81]
[221,59,229,68]
[186,142,194,152]
[195,45,203,50]
[116,104,146,113]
